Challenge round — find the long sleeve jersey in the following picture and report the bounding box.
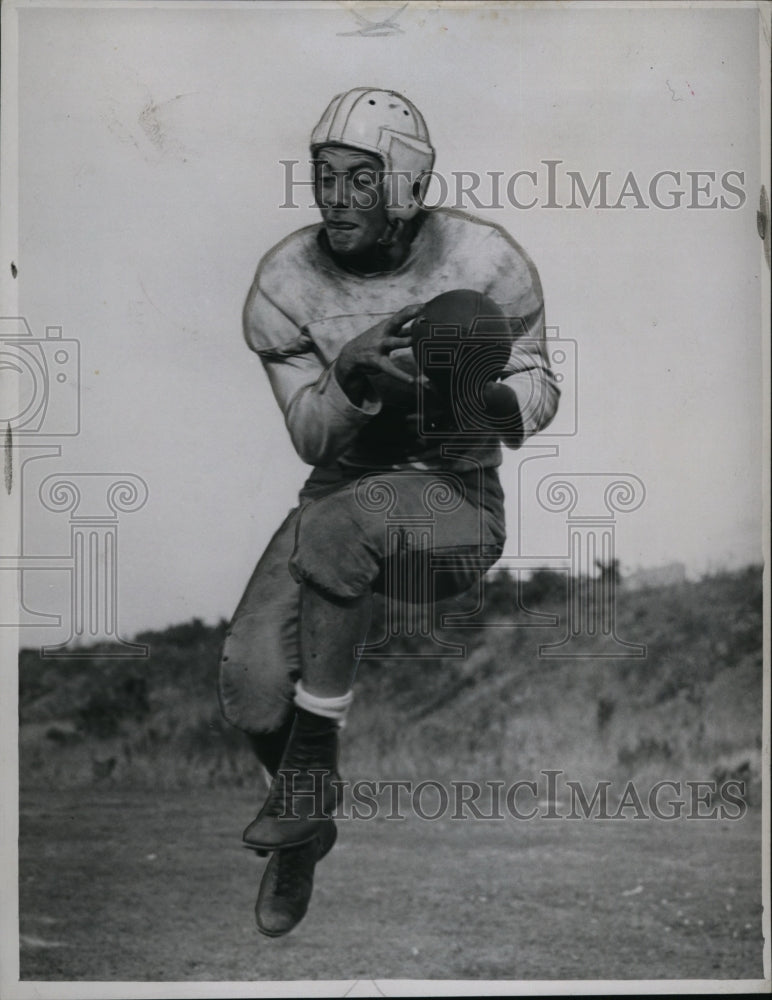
[244,208,560,472]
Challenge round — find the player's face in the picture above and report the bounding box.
[314,146,390,257]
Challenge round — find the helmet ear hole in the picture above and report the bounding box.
[413,171,432,210]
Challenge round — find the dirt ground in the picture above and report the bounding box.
[17,786,764,984]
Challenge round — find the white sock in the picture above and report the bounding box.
[294,679,353,728]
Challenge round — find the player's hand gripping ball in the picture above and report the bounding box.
[410,289,515,432]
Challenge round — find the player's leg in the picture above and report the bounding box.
[298,584,371,696]
[243,467,505,851]
[241,583,370,850]
[219,500,370,761]
[218,508,301,747]
[219,507,340,936]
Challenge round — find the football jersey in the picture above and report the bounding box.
[244,208,559,471]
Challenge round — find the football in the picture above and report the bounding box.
[409,289,514,397]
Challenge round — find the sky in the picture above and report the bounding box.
[1,1,767,647]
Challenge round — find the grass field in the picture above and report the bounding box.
[18,786,764,984]
[15,568,766,989]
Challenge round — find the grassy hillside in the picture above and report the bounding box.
[18,566,764,800]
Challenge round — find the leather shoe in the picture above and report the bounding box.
[255,820,337,937]
[243,708,341,850]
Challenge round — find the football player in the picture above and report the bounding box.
[219,87,559,936]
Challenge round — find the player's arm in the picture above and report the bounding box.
[244,282,382,466]
[334,304,424,406]
[485,234,561,448]
[244,283,422,466]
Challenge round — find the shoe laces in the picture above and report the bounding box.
[260,766,338,819]
[281,728,338,774]
[274,847,314,897]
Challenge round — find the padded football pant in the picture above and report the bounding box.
[218,464,506,743]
